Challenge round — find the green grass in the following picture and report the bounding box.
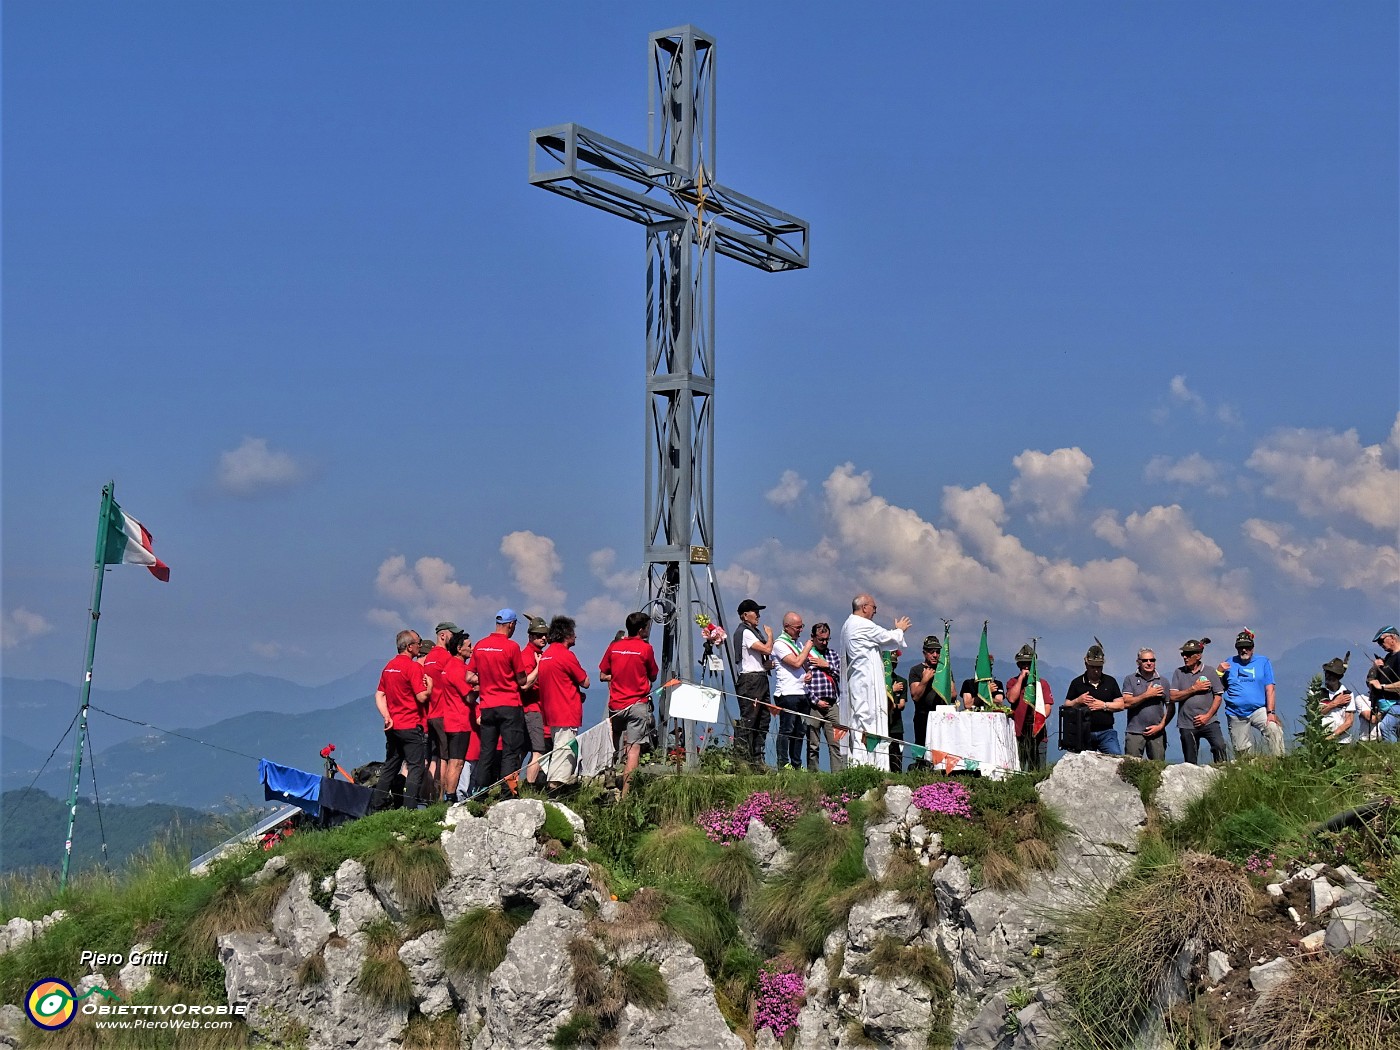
[541,803,577,847]
[442,905,534,975]
[703,841,758,907]
[551,1010,604,1048]
[1167,746,1399,866]
[867,936,952,993]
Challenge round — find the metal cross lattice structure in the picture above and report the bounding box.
[529,26,809,766]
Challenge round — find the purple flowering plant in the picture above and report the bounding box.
[754,965,805,1039]
[819,791,853,825]
[697,790,805,844]
[910,781,973,820]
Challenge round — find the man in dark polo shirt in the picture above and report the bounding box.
[1120,648,1173,760]
[1062,641,1123,755]
[467,609,529,797]
[373,629,431,810]
[1170,638,1226,765]
[907,634,951,765]
[1367,625,1400,741]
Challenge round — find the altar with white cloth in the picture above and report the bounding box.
[919,709,1020,774]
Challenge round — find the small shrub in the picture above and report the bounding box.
[1233,947,1400,1050]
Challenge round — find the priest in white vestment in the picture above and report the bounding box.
[839,594,912,767]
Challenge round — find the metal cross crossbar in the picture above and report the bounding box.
[529,26,809,767]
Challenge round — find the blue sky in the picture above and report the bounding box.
[3,1,1396,695]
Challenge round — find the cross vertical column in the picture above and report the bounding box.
[529,25,808,768]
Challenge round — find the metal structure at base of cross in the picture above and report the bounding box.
[529,26,809,767]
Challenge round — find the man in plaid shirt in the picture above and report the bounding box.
[803,622,844,772]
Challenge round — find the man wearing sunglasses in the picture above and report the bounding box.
[1120,648,1173,760]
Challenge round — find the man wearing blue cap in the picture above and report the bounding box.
[466,609,529,797]
[1367,625,1400,741]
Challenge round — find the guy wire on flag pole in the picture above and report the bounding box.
[62,482,115,889]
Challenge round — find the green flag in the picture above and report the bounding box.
[933,622,954,704]
[976,621,994,706]
[1025,643,1040,733]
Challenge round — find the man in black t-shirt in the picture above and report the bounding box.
[960,654,1005,710]
[1061,641,1124,755]
[1368,625,1400,742]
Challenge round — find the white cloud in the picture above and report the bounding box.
[215,437,308,497]
[576,595,629,630]
[1242,518,1399,596]
[1247,416,1400,532]
[588,548,638,595]
[368,554,496,631]
[2,607,53,650]
[1169,374,1206,413]
[717,563,763,603]
[1166,374,1239,426]
[779,461,1250,625]
[1009,447,1093,523]
[250,640,303,660]
[1144,453,1229,496]
[765,470,807,508]
[500,531,565,610]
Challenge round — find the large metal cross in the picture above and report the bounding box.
[529,25,809,766]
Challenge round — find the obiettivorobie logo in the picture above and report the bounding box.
[24,979,121,1030]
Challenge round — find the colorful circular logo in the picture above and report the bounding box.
[25,978,77,1030]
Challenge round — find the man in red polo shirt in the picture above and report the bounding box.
[466,609,529,797]
[518,616,550,787]
[421,620,464,803]
[599,610,659,797]
[538,615,590,792]
[373,629,431,810]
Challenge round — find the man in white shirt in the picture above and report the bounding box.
[772,611,815,768]
[839,594,911,768]
[1320,656,1368,743]
[734,598,775,767]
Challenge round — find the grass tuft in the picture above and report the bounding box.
[551,1009,603,1048]
[442,906,528,976]
[358,917,413,1009]
[1117,757,1164,807]
[1055,850,1253,1048]
[702,841,758,907]
[404,1013,460,1050]
[1231,947,1400,1050]
[296,950,326,986]
[634,824,715,883]
[616,957,668,1008]
[364,838,449,915]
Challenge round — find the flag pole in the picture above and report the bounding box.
[61,482,114,888]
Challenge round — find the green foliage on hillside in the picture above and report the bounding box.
[0,789,243,876]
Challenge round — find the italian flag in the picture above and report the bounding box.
[101,498,170,581]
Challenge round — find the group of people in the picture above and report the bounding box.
[371,596,1400,808]
[371,608,660,810]
[731,595,1051,772]
[729,598,1400,772]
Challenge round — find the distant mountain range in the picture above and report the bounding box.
[0,638,1360,811]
